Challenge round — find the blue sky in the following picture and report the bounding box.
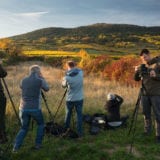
[0,0,160,38]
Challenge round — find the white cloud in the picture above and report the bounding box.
[0,11,49,38]
[14,11,48,20]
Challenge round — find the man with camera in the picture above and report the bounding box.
[104,93,129,128]
[62,61,83,138]
[13,65,49,152]
[134,49,160,143]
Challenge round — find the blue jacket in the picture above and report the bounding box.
[62,68,83,101]
[19,72,49,110]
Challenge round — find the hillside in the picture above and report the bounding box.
[10,23,160,53]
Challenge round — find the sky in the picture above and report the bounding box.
[0,0,160,38]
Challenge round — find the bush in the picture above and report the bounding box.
[82,55,111,74]
[103,56,141,86]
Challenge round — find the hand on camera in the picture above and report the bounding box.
[38,72,44,78]
[134,66,140,72]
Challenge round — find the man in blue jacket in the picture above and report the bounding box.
[13,65,49,152]
[62,61,83,137]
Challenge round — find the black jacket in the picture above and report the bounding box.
[0,64,7,92]
[104,94,123,121]
[134,61,160,96]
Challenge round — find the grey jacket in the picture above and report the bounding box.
[62,68,83,101]
[20,72,49,110]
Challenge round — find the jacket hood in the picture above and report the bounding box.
[66,68,80,77]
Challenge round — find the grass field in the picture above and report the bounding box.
[1,61,160,160]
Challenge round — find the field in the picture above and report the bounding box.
[1,61,160,160]
[23,50,78,57]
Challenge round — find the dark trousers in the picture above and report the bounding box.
[141,95,160,136]
[0,93,7,135]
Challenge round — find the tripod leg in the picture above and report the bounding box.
[129,106,139,153]
[2,78,21,126]
[128,88,142,153]
[54,89,67,119]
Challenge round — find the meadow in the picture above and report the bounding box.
[1,61,160,160]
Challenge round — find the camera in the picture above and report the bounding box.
[139,64,148,76]
[148,56,160,65]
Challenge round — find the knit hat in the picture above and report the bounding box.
[107,93,115,100]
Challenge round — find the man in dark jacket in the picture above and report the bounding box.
[105,93,123,121]
[104,93,128,128]
[0,59,7,144]
[13,65,49,152]
[134,49,160,143]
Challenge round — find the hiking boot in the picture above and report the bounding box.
[0,132,8,144]
[156,136,160,143]
[32,145,42,150]
[143,131,151,136]
[77,136,83,141]
[12,148,19,153]
[0,136,8,144]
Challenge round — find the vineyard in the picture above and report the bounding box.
[23,50,78,57]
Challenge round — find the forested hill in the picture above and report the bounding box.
[11,23,160,40]
[10,23,160,50]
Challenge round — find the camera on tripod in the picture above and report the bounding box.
[139,64,149,76]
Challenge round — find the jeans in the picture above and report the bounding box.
[65,100,83,136]
[13,109,44,149]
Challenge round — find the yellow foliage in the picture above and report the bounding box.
[78,49,91,68]
[0,38,12,49]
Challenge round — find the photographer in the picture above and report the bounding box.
[0,59,7,144]
[134,49,160,143]
[104,93,129,128]
[13,65,49,152]
[62,61,83,138]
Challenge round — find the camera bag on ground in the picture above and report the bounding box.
[45,121,79,138]
[42,91,79,139]
[90,113,106,135]
[45,121,65,136]
[83,113,106,135]
[83,113,129,135]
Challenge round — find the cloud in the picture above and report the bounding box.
[14,11,49,20]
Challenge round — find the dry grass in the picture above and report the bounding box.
[4,61,139,121]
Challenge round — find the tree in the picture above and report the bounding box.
[78,49,91,68]
[0,38,22,57]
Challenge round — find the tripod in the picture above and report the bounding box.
[0,78,21,158]
[2,78,21,126]
[41,89,67,136]
[41,91,55,122]
[53,88,67,120]
[128,87,143,153]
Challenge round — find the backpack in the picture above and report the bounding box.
[89,113,106,135]
[45,121,79,138]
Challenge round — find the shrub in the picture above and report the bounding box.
[103,56,141,86]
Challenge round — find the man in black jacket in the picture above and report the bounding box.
[104,93,129,128]
[134,49,160,143]
[0,59,7,144]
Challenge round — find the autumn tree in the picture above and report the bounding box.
[78,49,91,68]
[0,38,22,57]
